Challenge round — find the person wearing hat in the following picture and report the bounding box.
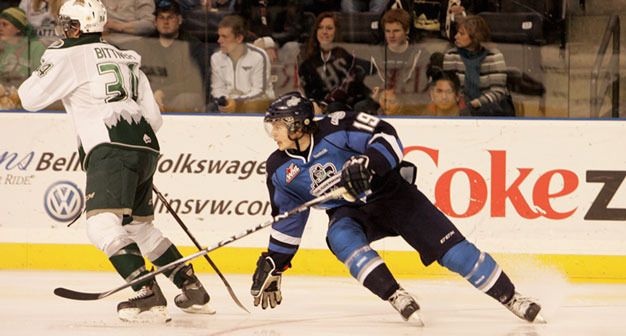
[0,6,44,107]
[132,0,207,112]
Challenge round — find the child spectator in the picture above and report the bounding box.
[424,70,463,116]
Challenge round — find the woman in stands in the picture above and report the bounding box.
[443,15,514,117]
[298,11,371,111]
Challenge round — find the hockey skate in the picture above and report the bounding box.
[504,292,545,323]
[117,280,170,323]
[388,288,424,326]
[174,264,216,314]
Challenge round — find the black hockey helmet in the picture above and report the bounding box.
[264,91,314,134]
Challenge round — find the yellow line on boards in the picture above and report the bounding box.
[0,243,625,283]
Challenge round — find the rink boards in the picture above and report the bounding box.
[1,112,625,282]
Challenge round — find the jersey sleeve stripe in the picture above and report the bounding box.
[371,142,399,168]
[368,133,403,161]
[270,229,302,245]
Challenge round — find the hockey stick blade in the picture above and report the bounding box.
[54,187,347,301]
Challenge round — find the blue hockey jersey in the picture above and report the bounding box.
[264,111,404,260]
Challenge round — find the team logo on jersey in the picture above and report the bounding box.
[143,134,152,144]
[44,181,84,222]
[328,111,346,125]
[36,62,53,77]
[285,163,300,183]
[309,163,340,196]
[242,66,252,71]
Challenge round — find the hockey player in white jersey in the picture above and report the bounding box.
[18,0,214,322]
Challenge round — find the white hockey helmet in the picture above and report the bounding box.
[56,0,107,35]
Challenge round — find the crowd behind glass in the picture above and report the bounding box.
[0,0,558,117]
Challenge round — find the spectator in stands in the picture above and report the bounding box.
[18,0,64,46]
[0,7,44,109]
[443,15,514,116]
[341,0,388,14]
[422,70,463,116]
[210,14,274,113]
[132,1,206,112]
[101,0,155,43]
[359,8,429,115]
[298,12,371,111]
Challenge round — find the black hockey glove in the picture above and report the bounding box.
[340,155,373,202]
[251,253,283,309]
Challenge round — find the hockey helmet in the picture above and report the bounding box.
[264,92,314,134]
[56,0,107,36]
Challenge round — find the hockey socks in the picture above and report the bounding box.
[363,264,401,300]
[109,243,150,291]
[439,240,515,303]
[151,244,186,288]
[327,219,400,300]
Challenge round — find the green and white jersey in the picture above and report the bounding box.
[18,34,162,164]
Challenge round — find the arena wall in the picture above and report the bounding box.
[1,112,625,282]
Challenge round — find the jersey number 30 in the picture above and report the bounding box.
[97,62,139,103]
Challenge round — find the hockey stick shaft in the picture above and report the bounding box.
[152,185,250,313]
[54,187,347,301]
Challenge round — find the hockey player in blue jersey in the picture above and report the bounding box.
[250,91,544,325]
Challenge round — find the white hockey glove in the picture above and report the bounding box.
[251,254,283,309]
[341,155,373,202]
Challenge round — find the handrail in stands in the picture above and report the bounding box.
[590,15,620,118]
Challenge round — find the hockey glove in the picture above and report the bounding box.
[341,155,373,201]
[251,254,283,309]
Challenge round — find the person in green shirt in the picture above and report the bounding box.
[0,7,45,89]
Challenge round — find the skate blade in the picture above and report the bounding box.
[533,313,547,324]
[179,303,217,315]
[118,306,171,323]
[406,310,425,327]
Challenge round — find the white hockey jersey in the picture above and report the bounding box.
[18,35,162,165]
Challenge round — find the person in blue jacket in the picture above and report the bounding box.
[249,91,544,325]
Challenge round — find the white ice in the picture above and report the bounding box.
[1,270,625,335]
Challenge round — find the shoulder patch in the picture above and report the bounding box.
[36,61,54,77]
[328,111,346,126]
[285,163,300,184]
[48,40,65,49]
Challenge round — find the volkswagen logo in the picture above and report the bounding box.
[44,181,84,222]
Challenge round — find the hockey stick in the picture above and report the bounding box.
[54,187,348,301]
[152,185,249,314]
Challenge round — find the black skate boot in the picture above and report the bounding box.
[117,280,170,322]
[388,287,424,326]
[174,264,216,314]
[504,291,545,323]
